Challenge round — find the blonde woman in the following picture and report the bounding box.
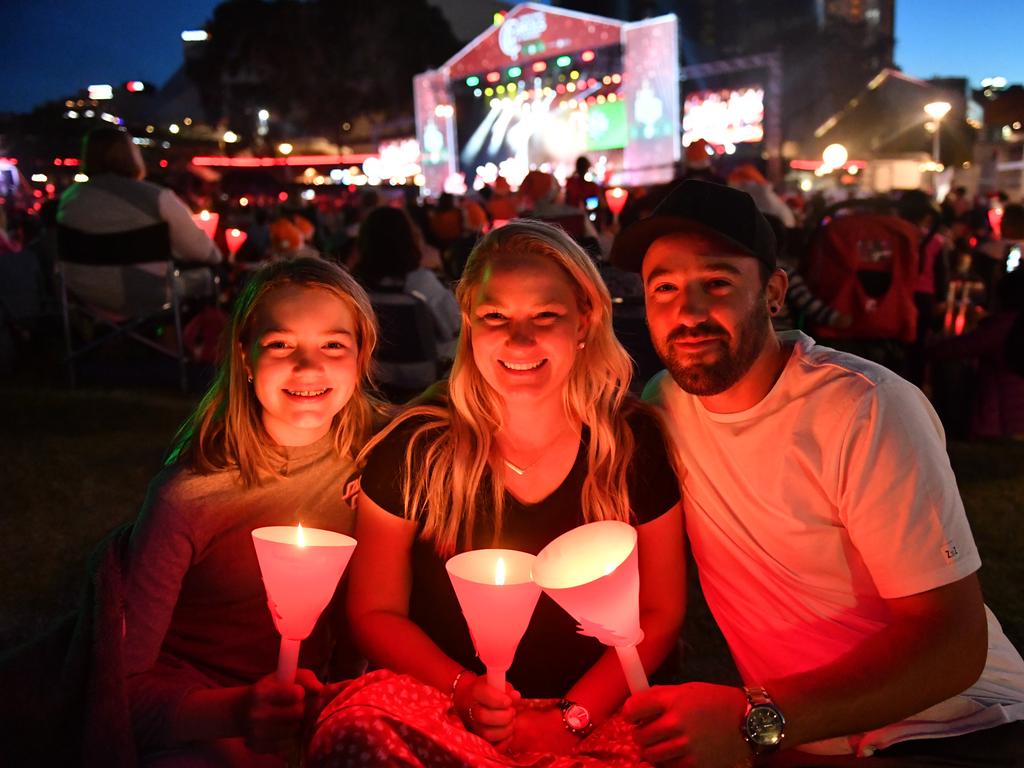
[123,257,384,765]
[311,221,685,765]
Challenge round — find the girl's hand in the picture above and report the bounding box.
[242,669,323,754]
[452,671,520,744]
[506,703,580,756]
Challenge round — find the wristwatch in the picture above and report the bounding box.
[741,686,786,754]
[557,698,593,737]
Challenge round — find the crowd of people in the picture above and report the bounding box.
[2,126,1024,766]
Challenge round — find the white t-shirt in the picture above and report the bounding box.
[647,331,1024,755]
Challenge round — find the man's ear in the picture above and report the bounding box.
[766,267,788,312]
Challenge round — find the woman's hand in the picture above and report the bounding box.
[241,669,323,754]
[452,671,520,744]
[506,702,580,756]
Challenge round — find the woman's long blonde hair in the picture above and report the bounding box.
[168,257,385,486]
[362,220,636,555]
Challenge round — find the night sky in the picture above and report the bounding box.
[3,0,1023,115]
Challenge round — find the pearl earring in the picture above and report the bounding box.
[577,341,586,350]
[247,374,254,383]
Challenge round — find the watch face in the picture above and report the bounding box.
[746,705,784,746]
[564,703,590,731]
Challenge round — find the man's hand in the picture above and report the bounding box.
[623,683,753,768]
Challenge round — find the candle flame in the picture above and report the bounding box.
[200,209,210,220]
[495,556,506,586]
[296,523,306,548]
[230,227,241,237]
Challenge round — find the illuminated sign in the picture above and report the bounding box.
[498,12,547,59]
[87,84,113,100]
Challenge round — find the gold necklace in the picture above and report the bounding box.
[500,423,577,476]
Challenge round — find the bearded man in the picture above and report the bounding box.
[610,180,1024,767]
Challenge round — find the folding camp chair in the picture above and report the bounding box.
[56,222,189,392]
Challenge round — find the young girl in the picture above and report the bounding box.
[123,257,383,765]
[311,220,685,765]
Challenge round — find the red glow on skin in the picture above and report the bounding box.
[469,255,586,407]
[248,286,360,447]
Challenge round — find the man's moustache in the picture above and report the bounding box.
[667,324,727,342]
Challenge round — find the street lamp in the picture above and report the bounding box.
[923,101,952,164]
[822,143,848,172]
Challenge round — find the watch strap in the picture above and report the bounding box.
[557,698,593,737]
[742,686,786,755]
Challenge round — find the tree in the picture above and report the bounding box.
[185,0,461,139]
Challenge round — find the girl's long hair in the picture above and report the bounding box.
[168,257,385,486]
[361,220,635,555]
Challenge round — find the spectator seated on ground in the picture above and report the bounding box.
[268,216,318,261]
[519,170,601,248]
[486,176,519,222]
[930,268,1024,440]
[57,127,221,314]
[428,193,466,249]
[356,205,460,364]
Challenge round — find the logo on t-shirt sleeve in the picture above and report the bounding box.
[942,540,961,562]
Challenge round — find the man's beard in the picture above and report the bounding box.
[656,302,770,396]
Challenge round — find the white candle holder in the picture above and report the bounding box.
[533,520,650,694]
[252,525,357,682]
[446,549,541,692]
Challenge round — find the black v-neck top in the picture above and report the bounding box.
[360,402,680,697]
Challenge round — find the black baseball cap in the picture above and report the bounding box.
[609,179,777,273]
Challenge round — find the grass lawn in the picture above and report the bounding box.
[0,384,1021,684]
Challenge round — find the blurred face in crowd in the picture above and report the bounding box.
[468,253,587,410]
[244,285,360,446]
[642,231,782,397]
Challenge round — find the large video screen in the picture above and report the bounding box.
[682,85,764,147]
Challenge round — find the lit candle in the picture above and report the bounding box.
[604,186,629,230]
[446,549,541,692]
[251,525,357,683]
[225,227,247,261]
[533,520,650,694]
[191,209,220,240]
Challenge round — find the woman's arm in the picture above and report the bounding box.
[348,491,516,742]
[508,503,686,754]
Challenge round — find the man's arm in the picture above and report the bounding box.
[626,573,987,766]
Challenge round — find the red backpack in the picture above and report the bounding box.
[805,211,920,343]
